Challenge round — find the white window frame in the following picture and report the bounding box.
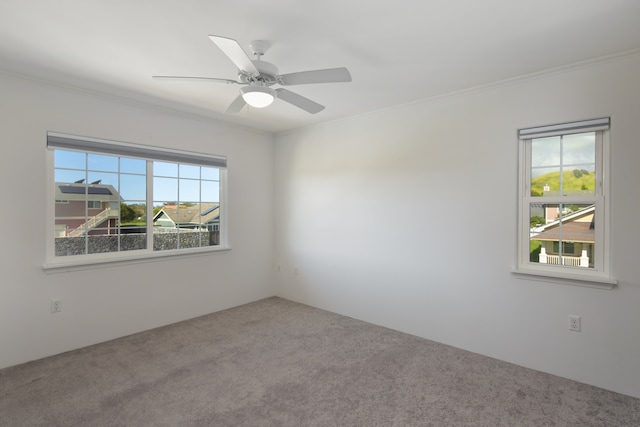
[44,133,229,270]
[514,118,616,288]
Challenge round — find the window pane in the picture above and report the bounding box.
[531,136,560,167]
[154,177,178,202]
[53,149,149,257]
[529,203,594,268]
[179,179,200,203]
[154,161,178,177]
[120,201,147,252]
[201,167,219,181]
[153,203,177,252]
[55,150,85,169]
[88,153,118,172]
[563,133,595,166]
[120,174,146,201]
[179,164,200,179]
[531,135,561,198]
[562,133,596,196]
[55,169,86,184]
[54,179,88,254]
[531,133,597,198]
[120,157,146,174]
[87,200,102,209]
[55,197,85,236]
[200,203,220,247]
[201,180,220,203]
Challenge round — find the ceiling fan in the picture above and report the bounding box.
[153,35,352,114]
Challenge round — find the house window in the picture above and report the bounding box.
[46,133,227,268]
[552,241,575,255]
[517,118,615,286]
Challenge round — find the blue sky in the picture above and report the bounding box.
[54,150,220,204]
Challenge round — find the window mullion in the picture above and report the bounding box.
[84,153,89,255]
[176,166,181,250]
[559,135,564,195]
[117,157,121,253]
[146,160,154,253]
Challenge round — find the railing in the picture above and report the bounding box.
[543,254,581,266]
[68,208,118,237]
[539,247,589,267]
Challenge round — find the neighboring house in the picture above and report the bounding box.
[152,203,220,232]
[55,182,123,237]
[530,205,595,267]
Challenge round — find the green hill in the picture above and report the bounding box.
[531,169,595,196]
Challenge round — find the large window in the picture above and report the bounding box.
[516,118,615,286]
[46,133,227,268]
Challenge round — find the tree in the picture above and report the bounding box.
[120,203,136,222]
[129,204,146,219]
[530,216,545,227]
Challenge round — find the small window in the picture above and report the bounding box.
[516,118,615,286]
[46,133,227,268]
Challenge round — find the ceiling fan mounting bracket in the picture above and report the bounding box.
[249,40,270,58]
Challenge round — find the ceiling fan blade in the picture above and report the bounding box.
[277,67,352,86]
[208,35,259,76]
[152,75,238,84]
[276,88,325,114]
[224,95,247,114]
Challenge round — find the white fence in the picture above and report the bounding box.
[539,247,589,267]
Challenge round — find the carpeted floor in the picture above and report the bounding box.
[1,297,638,426]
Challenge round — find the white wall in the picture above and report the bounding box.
[273,53,640,398]
[0,74,275,369]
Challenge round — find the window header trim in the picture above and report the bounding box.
[519,117,610,140]
[47,132,227,169]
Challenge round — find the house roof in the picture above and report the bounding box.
[55,183,123,202]
[153,203,220,226]
[532,221,595,243]
[531,205,595,243]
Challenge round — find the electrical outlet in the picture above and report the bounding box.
[568,315,581,332]
[51,298,61,313]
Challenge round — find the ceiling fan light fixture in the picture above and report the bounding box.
[241,85,276,108]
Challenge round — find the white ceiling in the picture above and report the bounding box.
[1,1,639,133]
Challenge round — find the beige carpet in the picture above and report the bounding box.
[1,297,638,426]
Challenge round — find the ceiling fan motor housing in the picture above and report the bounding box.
[239,60,279,85]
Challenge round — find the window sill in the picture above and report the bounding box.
[512,268,617,289]
[43,245,231,273]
